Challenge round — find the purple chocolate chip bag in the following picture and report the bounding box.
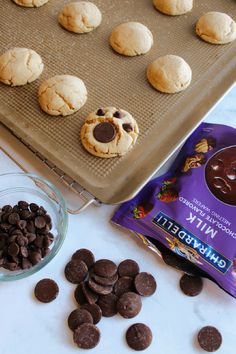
[112,123,236,298]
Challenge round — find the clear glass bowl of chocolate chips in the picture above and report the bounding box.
[0,173,68,280]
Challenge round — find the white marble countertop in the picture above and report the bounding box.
[0,85,236,354]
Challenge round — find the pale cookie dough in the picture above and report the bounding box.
[196,12,236,44]
[58,1,102,34]
[109,22,153,56]
[153,0,193,16]
[13,0,49,7]
[147,55,192,93]
[0,48,44,86]
[81,107,139,158]
[38,75,87,116]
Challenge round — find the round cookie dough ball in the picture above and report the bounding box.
[0,48,44,86]
[196,12,236,44]
[147,55,192,93]
[81,107,139,158]
[38,75,87,116]
[153,0,193,16]
[13,0,49,7]
[58,1,102,34]
[109,22,153,56]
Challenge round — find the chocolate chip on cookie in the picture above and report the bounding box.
[93,122,116,143]
[122,123,133,132]
[96,108,105,116]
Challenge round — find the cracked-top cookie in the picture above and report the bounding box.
[13,0,49,7]
[80,107,139,158]
[58,1,102,34]
[38,75,87,116]
[0,47,44,86]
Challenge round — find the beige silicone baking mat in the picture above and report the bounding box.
[0,0,236,204]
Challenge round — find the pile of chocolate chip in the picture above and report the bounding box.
[0,202,54,271]
[64,249,157,350]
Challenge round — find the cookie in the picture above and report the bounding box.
[13,0,49,7]
[80,107,139,158]
[153,0,193,16]
[58,1,102,34]
[0,48,44,86]
[147,55,192,93]
[197,326,222,352]
[196,12,236,45]
[109,22,153,56]
[126,323,153,351]
[38,75,87,116]
[34,278,59,303]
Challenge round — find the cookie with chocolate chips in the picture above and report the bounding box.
[80,106,139,158]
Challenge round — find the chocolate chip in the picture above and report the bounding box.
[96,108,105,116]
[93,122,116,143]
[126,323,152,351]
[92,272,118,286]
[117,292,142,319]
[18,201,29,210]
[113,111,123,118]
[34,236,44,248]
[17,220,27,230]
[16,236,28,246]
[65,260,88,284]
[34,216,46,229]
[2,205,12,213]
[3,262,18,271]
[180,274,203,297]
[198,326,222,352]
[97,293,118,317]
[22,258,32,269]
[20,210,32,220]
[122,123,133,132]
[73,323,100,349]
[81,303,102,325]
[20,246,28,258]
[29,203,39,212]
[26,233,36,243]
[68,309,93,331]
[118,259,140,278]
[88,277,113,295]
[8,213,20,225]
[26,221,36,233]
[74,283,87,306]
[8,242,19,257]
[94,259,117,278]
[114,276,134,297]
[34,278,59,303]
[29,251,42,265]
[71,249,95,269]
[134,272,157,296]
[82,282,98,305]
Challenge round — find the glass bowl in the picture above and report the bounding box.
[0,173,68,281]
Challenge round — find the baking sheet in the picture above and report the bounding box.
[0,0,235,204]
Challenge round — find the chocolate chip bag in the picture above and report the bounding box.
[112,122,236,297]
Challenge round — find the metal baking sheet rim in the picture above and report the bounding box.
[1,54,235,205]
